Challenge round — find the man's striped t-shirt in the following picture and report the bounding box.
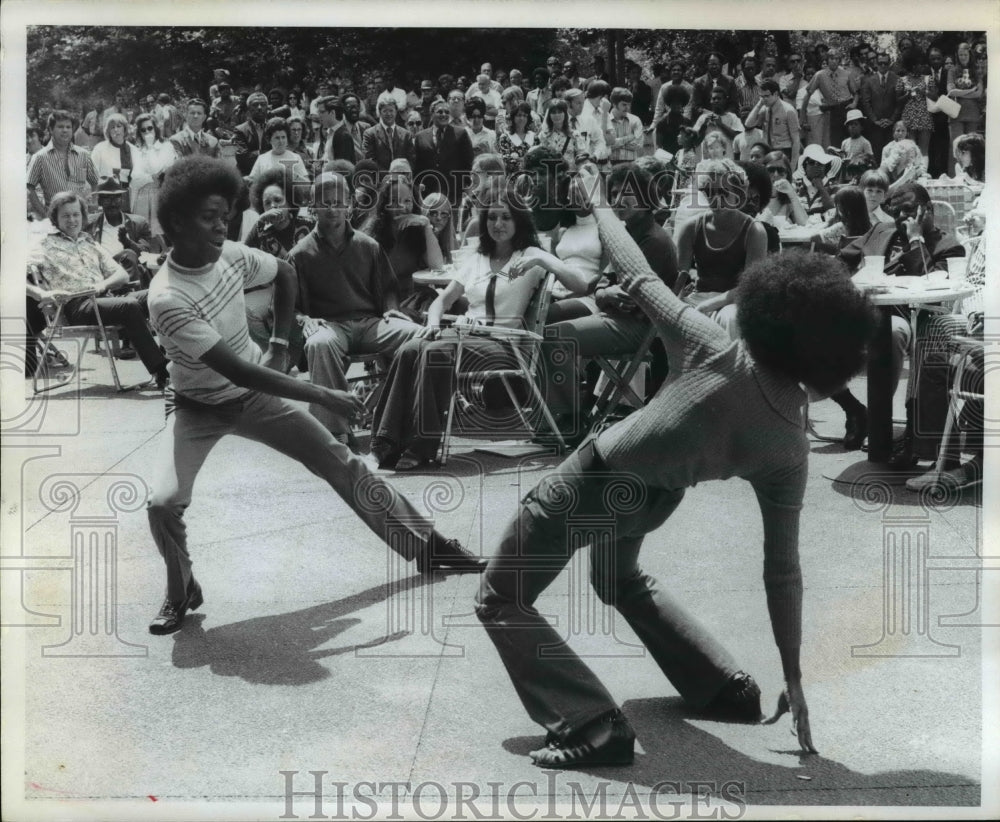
[149,241,277,404]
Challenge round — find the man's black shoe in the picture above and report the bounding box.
[887,436,919,470]
[843,405,868,451]
[530,709,635,769]
[149,579,203,635]
[417,537,486,574]
[702,671,763,722]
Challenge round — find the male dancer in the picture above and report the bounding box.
[145,156,482,635]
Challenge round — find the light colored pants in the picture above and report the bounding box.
[303,316,425,435]
[147,390,434,603]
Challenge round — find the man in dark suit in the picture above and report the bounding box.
[363,99,415,172]
[690,52,738,117]
[87,178,154,286]
[322,93,365,164]
[413,99,474,207]
[925,47,952,178]
[232,92,269,175]
[859,52,901,162]
[168,98,221,160]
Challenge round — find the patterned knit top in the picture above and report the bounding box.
[593,211,809,652]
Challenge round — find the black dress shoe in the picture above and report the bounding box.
[530,710,635,769]
[887,437,919,470]
[843,405,868,451]
[417,537,486,574]
[149,579,203,635]
[702,671,763,722]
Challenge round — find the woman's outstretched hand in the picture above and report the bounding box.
[762,679,818,754]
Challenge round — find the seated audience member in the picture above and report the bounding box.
[86,177,153,288]
[879,121,926,194]
[28,110,100,219]
[369,185,592,472]
[457,153,506,242]
[809,185,871,254]
[795,143,841,215]
[130,112,178,242]
[859,168,894,224]
[348,159,379,229]
[288,173,427,447]
[953,132,984,190]
[736,160,780,253]
[465,98,498,158]
[360,176,446,322]
[762,151,808,226]
[26,191,169,387]
[839,182,965,456]
[671,126,700,191]
[422,191,455,264]
[542,162,679,435]
[904,240,985,489]
[747,141,771,164]
[634,154,674,225]
[248,117,309,184]
[675,161,768,340]
[242,167,316,349]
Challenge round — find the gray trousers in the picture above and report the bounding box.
[475,440,739,741]
[147,390,433,603]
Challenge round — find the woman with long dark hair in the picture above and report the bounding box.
[370,185,591,471]
[809,185,872,253]
[497,102,537,173]
[129,112,177,241]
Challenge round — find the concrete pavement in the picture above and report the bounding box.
[2,344,994,820]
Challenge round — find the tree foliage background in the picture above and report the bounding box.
[27,26,978,111]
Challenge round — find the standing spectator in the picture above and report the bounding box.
[91,114,135,191]
[650,60,694,131]
[446,89,468,128]
[497,102,537,173]
[464,98,498,159]
[207,67,230,103]
[799,48,856,151]
[537,98,584,170]
[896,49,934,159]
[606,87,644,166]
[209,82,240,140]
[153,93,183,139]
[778,52,808,108]
[840,110,875,168]
[169,98,221,160]
[926,47,952,177]
[248,117,310,184]
[362,99,416,172]
[744,79,801,166]
[562,60,587,91]
[27,110,99,220]
[286,116,312,167]
[860,52,901,162]
[734,54,762,120]
[691,52,737,117]
[693,87,744,161]
[465,74,502,125]
[77,101,103,150]
[889,37,915,78]
[508,69,524,91]
[412,99,475,207]
[579,80,612,165]
[624,62,652,125]
[233,92,270,175]
[588,55,612,87]
[756,54,779,85]
[129,112,177,240]
[416,79,441,128]
[946,42,983,143]
[526,67,553,119]
[286,90,306,120]
[100,90,132,132]
[375,72,409,116]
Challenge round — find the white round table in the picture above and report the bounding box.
[412,269,456,288]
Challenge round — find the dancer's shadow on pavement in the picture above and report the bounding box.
[170,574,443,686]
[502,697,978,805]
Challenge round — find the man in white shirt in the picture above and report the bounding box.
[375,73,409,119]
[578,80,611,164]
[464,74,502,121]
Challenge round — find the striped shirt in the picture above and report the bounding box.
[607,112,644,163]
[26,144,99,205]
[734,74,761,114]
[148,241,277,404]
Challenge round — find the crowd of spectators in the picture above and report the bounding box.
[24,33,988,491]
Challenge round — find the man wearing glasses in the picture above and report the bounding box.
[778,53,808,109]
[859,52,901,161]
